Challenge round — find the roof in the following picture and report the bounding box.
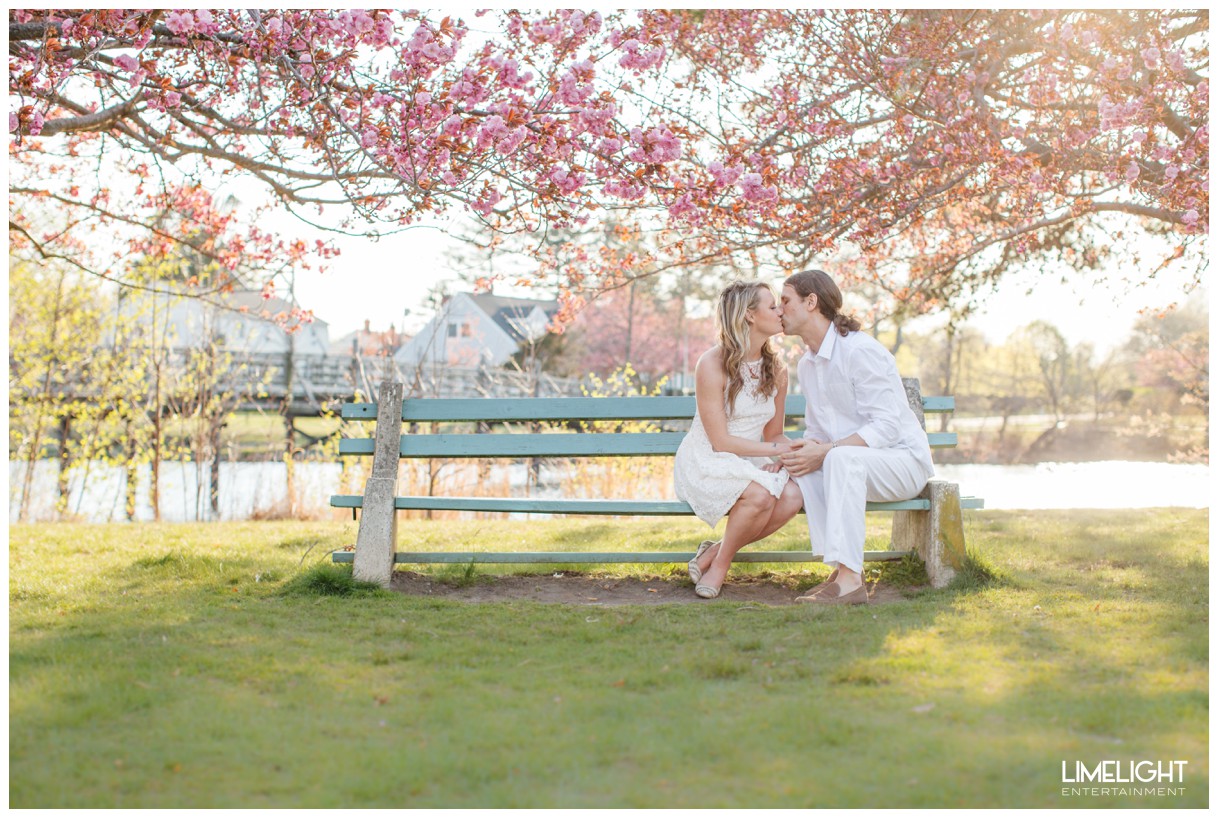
[467,293,558,343]
[222,289,329,326]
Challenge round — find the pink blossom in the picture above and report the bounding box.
[1182,209,1199,225]
[195,9,217,34]
[618,38,665,71]
[739,172,777,203]
[1141,47,1160,69]
[165,11,195,35]
[708,161,742,187]
[114,54,139,73]
[472,188,504,217]
[9,112,18,133]
[628,126,681,164]
[603,178,645,200]
[1164,165,1179,181]
[1125,162,1140,182]
[164,91,182,108]
[495,127,528,155]
[481,115,508,140]
[1131,130,1147,144]
[668,192,697,219]
[550,168,585,194]
[415,91,432,106]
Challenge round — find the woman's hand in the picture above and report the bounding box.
[766,437,795,457]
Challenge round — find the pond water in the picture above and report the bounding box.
[9,459,1209,524]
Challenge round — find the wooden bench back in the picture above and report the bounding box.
[338,379,955,458]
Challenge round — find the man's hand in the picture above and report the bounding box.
[779,438,830,477]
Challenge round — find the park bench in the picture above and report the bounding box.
[331,379,983,589]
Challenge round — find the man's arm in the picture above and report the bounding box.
[851,344,905,449]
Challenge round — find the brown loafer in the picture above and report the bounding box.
[805,581,869,605]
[795,569,840,602]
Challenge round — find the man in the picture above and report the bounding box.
[777,270,935,605]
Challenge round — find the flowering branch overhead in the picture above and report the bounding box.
[9,9,1208,322]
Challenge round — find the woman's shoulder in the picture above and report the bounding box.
[696,346,725,368]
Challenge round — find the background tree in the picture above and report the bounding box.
[1127,293,1209,414]
[9,261,104,520]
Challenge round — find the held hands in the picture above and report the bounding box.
[778,438,830,477]
[761,437,795,473]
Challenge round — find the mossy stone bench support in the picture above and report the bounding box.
[350,381,403,588]
[333,379,982,588]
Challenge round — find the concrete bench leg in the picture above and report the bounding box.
[353,477,398,587]
[891,479,966,588]
[351,381,403,588]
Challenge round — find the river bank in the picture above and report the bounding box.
[10,458,1209,523]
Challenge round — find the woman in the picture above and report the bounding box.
[673,280,804,598]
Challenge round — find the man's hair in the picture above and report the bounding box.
[784,269,862,337]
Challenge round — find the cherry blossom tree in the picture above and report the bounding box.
[644,9,1208,318]
[10,9,1208,326]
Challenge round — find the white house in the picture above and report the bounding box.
[328,319,409,358]
[395,292,558,370]
[115,288,331,356]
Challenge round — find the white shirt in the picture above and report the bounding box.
[796,328,935,475]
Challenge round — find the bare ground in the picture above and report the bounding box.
[390,570,918,606]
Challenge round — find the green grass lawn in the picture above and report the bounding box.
[9,510,1208,808]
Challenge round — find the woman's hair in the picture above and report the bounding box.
[715,280,781,414]
[783,269,862,336]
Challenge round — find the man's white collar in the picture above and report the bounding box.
[810,326,838,361]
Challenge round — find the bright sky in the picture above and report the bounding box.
[286,216,1205,355]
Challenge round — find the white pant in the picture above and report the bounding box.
[791,446,932,574]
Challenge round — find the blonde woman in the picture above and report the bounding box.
[673,281,804,598]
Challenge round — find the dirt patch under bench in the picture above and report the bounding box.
[389,570,917,606]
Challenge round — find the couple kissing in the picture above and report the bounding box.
[672,270,935,604]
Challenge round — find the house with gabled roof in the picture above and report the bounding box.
[114,288,331,356]
[394,291,558,369]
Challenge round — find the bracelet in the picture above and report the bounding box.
[831,440,840,449]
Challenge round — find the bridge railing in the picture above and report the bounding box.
[11,349,588,410]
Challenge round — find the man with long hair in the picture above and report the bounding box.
[777,270,935,604]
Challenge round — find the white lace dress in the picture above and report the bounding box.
[673,363,790,527]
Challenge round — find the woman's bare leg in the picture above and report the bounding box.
[695,483,777,594]
[695,481,803,576]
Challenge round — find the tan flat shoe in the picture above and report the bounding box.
[687,539,720,584]
[805,581,869,605]
[795,568,839,602]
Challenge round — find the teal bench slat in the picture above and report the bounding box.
[341,394,957,422]
[332,549,914,565]
[329,494,984,513]
[337,431,960,457]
